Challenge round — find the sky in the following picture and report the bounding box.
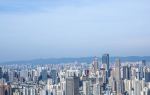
[0,0,150,62]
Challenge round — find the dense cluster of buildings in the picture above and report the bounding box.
[0,54,150,95]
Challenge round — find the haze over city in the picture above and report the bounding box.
[1,1,150,95]
[0,0,150,62]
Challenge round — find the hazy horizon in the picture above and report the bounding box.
[0,0,150,62]
[1,56,150,64]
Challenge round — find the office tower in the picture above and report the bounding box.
[50,69,57,84]
[109,77,116,92]
[138,60,146,80]
[92,57,99,73]
[41,70,48,81]
[102,54,109,82]
[65,76,79,95]
[124,79,132,95]
[8,71,14,82]
[20,70,28,81]
[132,79,141,95]
[122,65,131,80]
[116,80,122,94]
[102,54,109,72]
[32,69,38,82]
[115,58,121,81]
[83,81,90,95]
[139,66,144,80]
[100,67,107,83]
[3,72,9,82]
[0,67,3,79]
[136,69,141,80]
[142,60,146,66]
[144,69,150,82]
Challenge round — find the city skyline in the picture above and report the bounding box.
[0,1,150,95]
[0,0,150,62]
[0,54,149,95]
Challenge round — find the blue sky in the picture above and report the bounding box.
[0,0,150,62]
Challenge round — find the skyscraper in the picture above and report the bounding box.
[0,67,3,79]
[115,58,121,81]
[83,81,90,95]
[50,69,57,84]
[142,60,146,66]
[66,76,79,95]
[138,60,146,80]
[92,57,99,73]
[102,54,109,82]
[102,54,109,71]
[41,70,48,81]
[144,69,150,82]
[122,65,131,80]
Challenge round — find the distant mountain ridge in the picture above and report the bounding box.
[1,56,150,65]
